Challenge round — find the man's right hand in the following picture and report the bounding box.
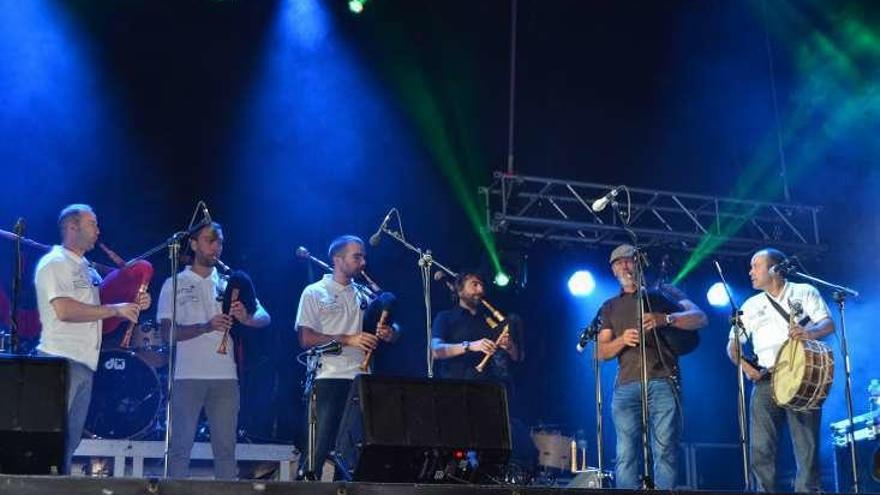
[620,328,640,347]
[741,361,765,382]
[208,314,234,333]
[342,333,379,352]
[469,338,497,354]
[110,303,140,323]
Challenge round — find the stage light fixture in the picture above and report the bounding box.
[706,282,730,307]
[568,270,595,297]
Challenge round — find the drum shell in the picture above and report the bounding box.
[771,339,834,411]
[84,350,162,439]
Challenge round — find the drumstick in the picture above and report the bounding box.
[359,309,388,371]
[120,283,148,348]
[217,288,239,355]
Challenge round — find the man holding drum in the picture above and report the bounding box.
[727,248,835,492]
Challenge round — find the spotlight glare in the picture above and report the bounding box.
[494,272,511,287]
[568,270,595,297]
[348,0,365,14]
[707,282,730,307]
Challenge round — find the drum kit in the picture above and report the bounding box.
[85,319,170,440]
[528,425,611,487]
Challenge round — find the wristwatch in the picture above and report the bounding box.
[665,314,676,326]
[461,341,470,352]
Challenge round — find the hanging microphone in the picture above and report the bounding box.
[306,340,342,356]
[591,186,621,212]
[12,217,25,236]
[576,311,603,353]
[369,208,395,246]
[200,202,212,224]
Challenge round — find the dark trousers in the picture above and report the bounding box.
[750,380,821,492]
[306,378,352,479]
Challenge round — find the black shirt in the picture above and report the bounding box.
[433,305,499,381]
[600,285,686,385]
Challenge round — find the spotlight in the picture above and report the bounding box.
[348,0,366,14]
[494,272,511,288]
[706,282,730,307]
[568,270,595,297]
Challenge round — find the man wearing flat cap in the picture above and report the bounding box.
[596,244,707,489]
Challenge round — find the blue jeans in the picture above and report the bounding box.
[38,351,93,475]
[750,380,821,492]
[611,378,681,489]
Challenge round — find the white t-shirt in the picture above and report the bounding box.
[295,274,368,380]
[157,267,239,380]
[730,281,832,369]
[35,245,103,370]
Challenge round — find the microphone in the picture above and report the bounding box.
[591,186,621,213]
[769,258,794,276]
[369,208,395,246]
[12,217,25,236]
[306,340,342,356]
[295,246,310,259]
[433,270,456,292]
[576,312,603,353]
[201,202,212,224]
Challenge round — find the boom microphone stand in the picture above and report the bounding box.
[712,260,751,491]
[370,209,455,379]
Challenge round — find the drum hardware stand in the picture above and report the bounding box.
[126,207,212,478]
[370,208,456,379]
[781,264,860,492]
[712,261,752,491]
[8,218,24,354]
[606,195,655,490]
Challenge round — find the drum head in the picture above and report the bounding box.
[772,340,805,405]
[85,350,161,439]
[530,428,572,470]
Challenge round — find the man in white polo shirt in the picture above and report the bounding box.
[34,204,150,473]
[727,248,834,492]
[295,235,397,480]
[157,222,270,479]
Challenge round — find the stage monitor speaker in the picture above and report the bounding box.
[335,375,511,483]
[0,355,68,475]
[834,436,880,493]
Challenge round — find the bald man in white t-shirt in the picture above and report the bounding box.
[35,204,150,473]
[727,248,834,492]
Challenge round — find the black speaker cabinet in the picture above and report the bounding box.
[834,436,880,493]
[0,355,68,475]
[335,375,511,483]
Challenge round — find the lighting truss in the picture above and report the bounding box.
[480,172,825,258]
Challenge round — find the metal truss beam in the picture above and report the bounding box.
[480,172,825,258]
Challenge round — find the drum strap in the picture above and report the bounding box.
[764,294,811,327]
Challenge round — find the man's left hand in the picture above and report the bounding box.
[789,325,811,341]
[229,301,250,324]
[642,312,667,332]
[136,292,152,311]
[376,322,395,342]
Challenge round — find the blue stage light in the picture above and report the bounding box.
[568,270,595,297]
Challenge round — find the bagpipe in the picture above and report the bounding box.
[295,246,395,370]
[214,258,258,359]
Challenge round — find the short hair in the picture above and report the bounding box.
[754,248,787,268]
[328,235,364,260]
[57,204,94,234]
[454,271,484,293]
[192,221,224,241]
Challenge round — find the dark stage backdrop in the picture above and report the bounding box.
[1,0,878,489]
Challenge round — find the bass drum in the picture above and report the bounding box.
[85,350,162,439]
[772,338,834,411]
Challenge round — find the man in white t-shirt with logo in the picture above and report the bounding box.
[726,248,834,492]
[34,204,151,473]
[157,222,270,479]
[295,235,397,480]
